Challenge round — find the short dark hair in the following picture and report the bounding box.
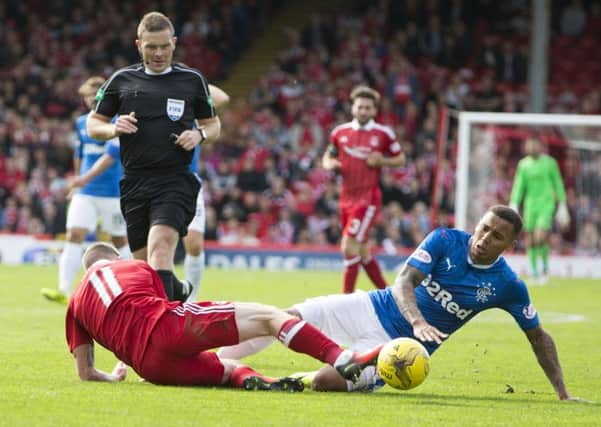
[82,242,120,269]
[488,205,523,236]
[78,76,105,96]
[137,11,174,38]
[349,85,380,106]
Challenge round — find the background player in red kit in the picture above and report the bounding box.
[322,86,405,293]
[65,242,380,390]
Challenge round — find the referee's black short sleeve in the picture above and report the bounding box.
[192,76,215,120]
[95,70,128,118]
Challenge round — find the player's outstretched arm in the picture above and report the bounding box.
[208,84,230,110]
[69,153,116,190]
[391,264,448,344]
[525,326,586,401]
[72,344,127,383]
[509,161,525,211]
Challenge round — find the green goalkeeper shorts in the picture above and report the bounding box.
[523,202,555,232]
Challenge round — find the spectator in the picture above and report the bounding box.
[0,197,18,232]
[386,55,421,115]
[249,76,278,111]
[219,217,242,245]
[575,221,599,255]
[445,72,470,109]
[271,208,295,245]
[288,112,325,159]
[477,34,499,71]
[419,15,444,59]
[204,206,219,242]
[473,74,503,112]
[236,157,269,193]
[209,159,237,197]
[496,41,527,85]
[561,0,587,37]
[2,0,600,259]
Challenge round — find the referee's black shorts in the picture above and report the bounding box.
[120,172,201,252]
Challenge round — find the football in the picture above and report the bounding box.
[376,337,430,390]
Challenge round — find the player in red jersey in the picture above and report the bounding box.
[65,242,381,390]
[322,86,405,293]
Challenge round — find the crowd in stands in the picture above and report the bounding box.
[1,0,601,256]
[0,0,281,233]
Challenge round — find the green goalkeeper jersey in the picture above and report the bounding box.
[510,154,566,208]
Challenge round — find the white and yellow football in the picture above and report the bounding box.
[376,337,430,390]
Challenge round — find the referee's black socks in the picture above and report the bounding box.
[156,269,191,302]
[157,269,175,300]
[173,278,192,302]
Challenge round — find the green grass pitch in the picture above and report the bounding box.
[0,265,599,426]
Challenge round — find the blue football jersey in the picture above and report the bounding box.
[189,138,203,188]
[75,113,122,197]
[369,227,540,355]
[190,143,200,174]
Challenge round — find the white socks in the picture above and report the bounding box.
[345,366,381,392]
[184,252,204,302]
[217,336,276,360]
[58,242,84,296]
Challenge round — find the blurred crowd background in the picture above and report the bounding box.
[1,0,601,256]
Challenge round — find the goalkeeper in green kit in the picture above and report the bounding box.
[510,138,570,284]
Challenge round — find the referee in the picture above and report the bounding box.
[87,11,221,300]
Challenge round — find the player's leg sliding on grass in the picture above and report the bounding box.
[72,301,381,391]
[66,244,381,391]
[228,303,382,386]
[219,291,390,392]
[190,207,586,400]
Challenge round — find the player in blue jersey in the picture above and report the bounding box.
[183,141,207,301]
[63,84,229,302]
[180,83,229,300]
[42,77,132,304]
[218,205,583,400]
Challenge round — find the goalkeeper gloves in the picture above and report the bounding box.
[555,202,570,229]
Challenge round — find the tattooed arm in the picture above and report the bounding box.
[525,326,585,401]
[72,344,127,382]
[390,264,448,344]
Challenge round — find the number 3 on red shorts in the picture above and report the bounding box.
[348,218,361,235]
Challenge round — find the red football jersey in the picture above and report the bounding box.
[330,119,401,206]
[65,259,177,368]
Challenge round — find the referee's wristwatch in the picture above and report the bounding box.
[197,127,207,143]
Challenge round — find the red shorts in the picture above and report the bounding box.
[137,301,239,386]
[340,202,379,243]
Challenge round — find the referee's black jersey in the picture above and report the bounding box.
[94,63,215,176]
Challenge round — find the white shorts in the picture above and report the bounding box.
[292,290,391,352]
[66,194,126,236]
[187,186,205,233]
